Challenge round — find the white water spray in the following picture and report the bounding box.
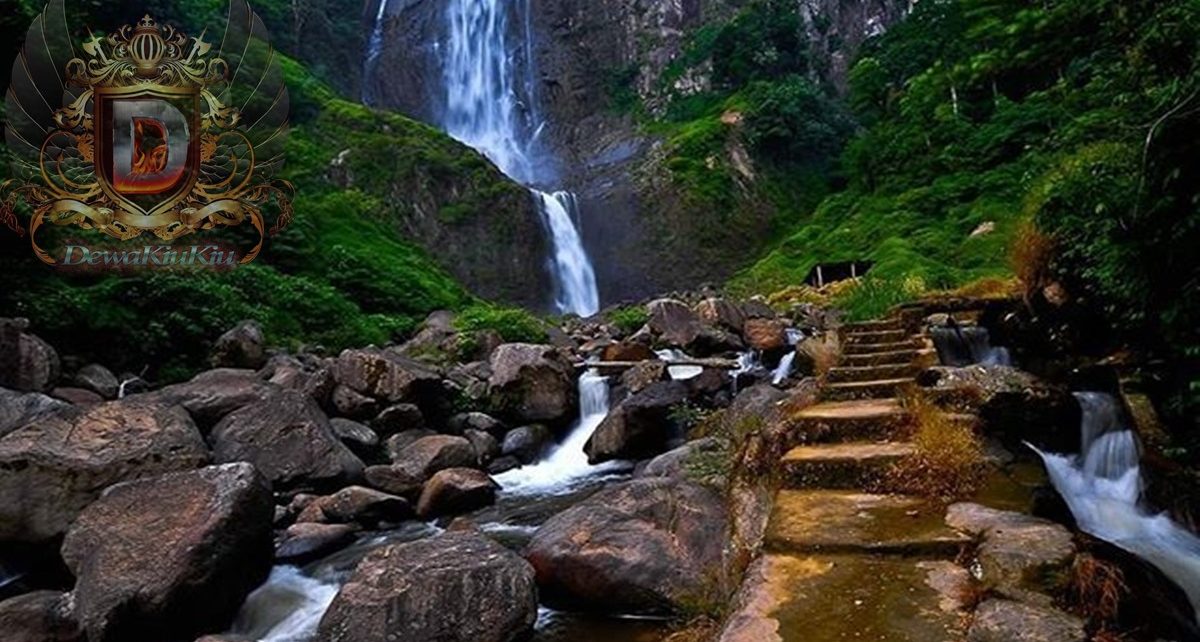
[771,328,805,385]
[442,0,599,316]
[495,369,622,495]
[228,566,340,642]
[1034,392,1200,621]
[362,0,390,105]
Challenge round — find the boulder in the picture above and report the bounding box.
[276,522,358,562]
[0,400,209,541]
[695,298,746,333]
[687,326,746,355]
[620,361,668,394]
[464,429,501,465]
[742,318,788,353]
[637,438,723,479]
[584,381,689,463]
[210,320,267,369]
[0,388,67,438]
[334,348,442,403]
[501,425,553,464]
[51,387,103,405]
[487,456,521,475]
[384,430,438,460]
[389,435,476,479]
[448,411,506,437]
[602,342,657,363]
[371,403,425,435]
[416,468,499,518]
[741,299,775,319]
[316,531,537,642]
[946,503,1075,602]
[330,384,380,420]
[210,390,364,490]
[966,599,1085,642]
[526,477,730,614]
[0,591,83,642]
[363,465,425,498]
[647,299,702,347]
[74,364,119,399]
[295,486,411,526]
[259,354,335,405]
[487,344,577,425]
[141,369,278,428]
[61,464,274,642]
[0,320,60,392]
[329,418,379,455]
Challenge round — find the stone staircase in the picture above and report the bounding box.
[721,317,973,641]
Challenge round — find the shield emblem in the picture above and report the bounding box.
[94,85,201,227]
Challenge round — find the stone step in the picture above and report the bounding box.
[718,554,970,642]
[786,399,912,444]
[843,340,921,356]
[781,441,915,489]
[823,377,913,401]
[828,363,917,384]
[842,319,905,334]
[842,348,923,366]
[766,491,971,556]
[843,329,909,345]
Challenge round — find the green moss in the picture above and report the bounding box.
[607,305,650,334]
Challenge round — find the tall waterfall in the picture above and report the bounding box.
[442,0,599,316]
[1034,392,1200,621]
[362,0,390,106]
[495,369,621,495]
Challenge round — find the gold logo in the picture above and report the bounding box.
[2,0,293,265]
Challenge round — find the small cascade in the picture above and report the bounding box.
[655,348,703,381]
[361,0,390,106]
[1034,392,1200,621]
[771,328,805,385]
[495,369,623,495]
[439,0,599,316]
[929,323,1011,367]
[229,566,340,642]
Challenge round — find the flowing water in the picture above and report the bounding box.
[771,328,805,385]
[929,325,1011,367]
[1034,392,1200,621]
[441,0,599,316]
[362,0,390,106]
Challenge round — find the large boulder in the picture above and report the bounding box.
[141,369,279,428]
[584,381,689,463]
[966,599,1085,642]
[334,348,442,404]
[487,344,577,425]
[946,503,1075,603]
[259,354,335,405]
[501,424,553,464]
[316,531,537,642]
[389,435,476,479]
[0,387,67,438]
[525,477,730,614]
[602,341,657,363]
[695,298,746,333]
[329,417,380,455]
[647,299,702,347]
[742,318,788,353]
[276,522,358,562]
[371,403,425,435]
[0,591,83,642]
[637,438,723,479]
[416,468,499,518]
[0,400,209,541]
[295,486,411,526]
[210,320,267,369]
[73,364,119,400]
[0,319,60,392]
[61,464,274,642]
[210,390,364,490]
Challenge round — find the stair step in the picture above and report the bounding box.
[720,554,970,642]
[781,441,915,489]
[824,377,913,401]
[843,340,922,355]
[766,491,971,556]
[843,329,908,345]
[787,399,912,444]
[842,319,905,333]
[843,348,922,366]
[828,363,916,383]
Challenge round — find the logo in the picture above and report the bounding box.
[1,0,293,265]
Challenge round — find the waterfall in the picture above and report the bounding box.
[1033,392,1200,621]
[228,566,340,642]
[495,369,622,495]
[929,324,1011,367]
[655,348,703,381]
[362,0,390,106]
[771,328,805,385]
[441,0,599,316]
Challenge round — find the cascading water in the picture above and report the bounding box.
[442,0,599,316]
[655,348,703,381]
[229,567,340,642]
[361,0,390,106]
[771,328,805,385]
[929,323,1011,367]
[1033,392,1200,621]
[495,369,623,495]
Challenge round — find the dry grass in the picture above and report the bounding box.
[1010,219,1056,295]
[1063,553,1128,625]
[940,276,1022,299]
[886,391,988,502]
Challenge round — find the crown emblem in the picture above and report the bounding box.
[129,15,166,77]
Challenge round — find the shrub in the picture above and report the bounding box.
[833,276,926,322]
[607,305,650,335]
[452,304,549,344]
[886,391,987,502]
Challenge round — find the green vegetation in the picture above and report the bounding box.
[453,304,549,344]
[606,305,650,334]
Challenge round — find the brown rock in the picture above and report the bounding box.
[74,364,119,399]
[62,464,274,642]
[501,425,553,464]
[330,384,380,420]
[0,591,83,642]
[417,468,499,518]
[140,369,278,427]
[0,400,209,541]
[50,387,103,405]
[334,348,441,403]
[647,299,702,347]
[620,361,669,394]
[0,320,60,392]
[464,429,501,465]
[946,503,1075,602]
[584,381,689,463]
[260,354,335,405]
[210,390,364,490]
[742,318,788,352]
[525,477,730,614]
[390,435,477,479]
[363,464,425,498]
[372,402,425,435]
[316,531,536,642]
[276,522,358,562]
[295,486,411,526]
[0,387,67,438]
[210,320,267,369]
[967,599,1085,642]
[329,417,379,454]
[602,341,657,362]
[695,298,746,333]
[487,343,577,425]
